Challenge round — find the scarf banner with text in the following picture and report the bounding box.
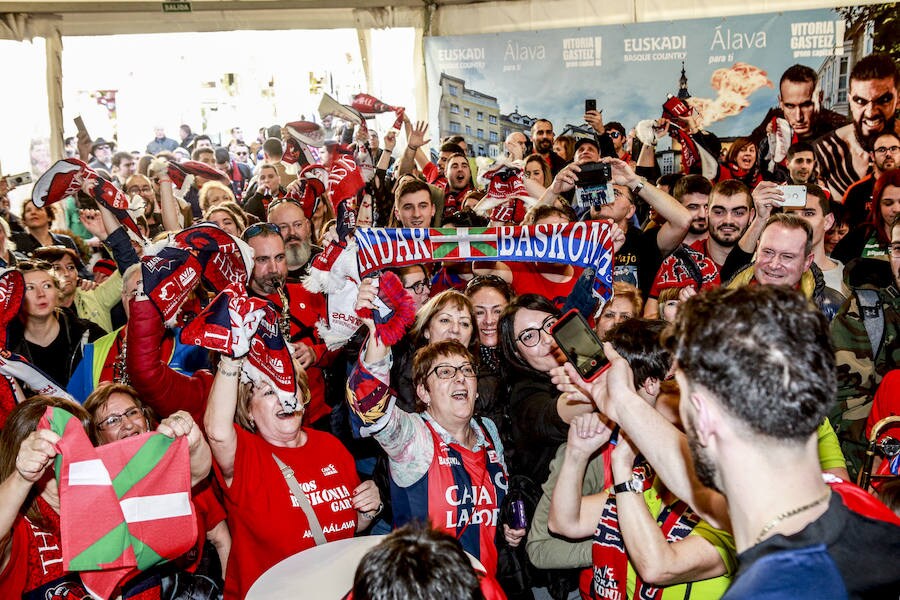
[354,222,616,301]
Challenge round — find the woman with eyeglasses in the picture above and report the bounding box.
[0,394,212,599]
[498,294,594,487]
[204,353,379,599]
[83,383,229,592]
[8,260,105,388]
[350,283,525,577]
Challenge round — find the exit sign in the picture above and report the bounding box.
[162,1,192,12]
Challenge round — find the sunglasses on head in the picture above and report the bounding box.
[241,222,280,241]
[17,259,53,272]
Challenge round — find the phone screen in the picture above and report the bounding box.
[585,99,597,113]
[551,309,609,381]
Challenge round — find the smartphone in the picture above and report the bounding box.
[585,99,597,113]
[781,184,807,207]
[4,172,32,188]
[551,309,610,381]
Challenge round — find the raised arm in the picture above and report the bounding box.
[203,356,243,486]
[556,344,731,530]
[547,413,614,538]
[611,436,729,586]
[738,181,783,254]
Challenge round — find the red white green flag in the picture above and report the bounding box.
[40,406,198,600]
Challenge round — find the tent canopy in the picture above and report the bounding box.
[0,0,877,40]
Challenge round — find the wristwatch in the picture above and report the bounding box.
[613,473,645,494]
[628,178,646,195]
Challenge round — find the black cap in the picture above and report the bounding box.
[573,137,600,153]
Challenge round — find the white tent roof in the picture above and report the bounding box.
[0,0,881,40]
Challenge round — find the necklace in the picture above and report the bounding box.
[755,489,830,544]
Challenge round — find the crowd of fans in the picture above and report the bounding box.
[0,50,899,600]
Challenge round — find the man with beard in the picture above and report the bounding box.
[531,119,568,176]
[645,180,754,316]
[815,53,900,199]
[558,285,900,597]
[672,175,711,247]
[267,199,321,278]
[842,131,900,230]
[242,224,334,430]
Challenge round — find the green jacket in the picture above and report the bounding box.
[73,270,123,333]
[829,283,900,478]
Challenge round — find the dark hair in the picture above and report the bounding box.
[262,137,284,159]
[498,293,561,374]
[444,209,487,228]
[780,64,817,88]
[440,142,465,156]
[672,174,712,201]
[709,179,752,209]
[805,184,831,216]
[663,286,834,441]
[445,135,466,146]
[656,173,684,191]
[878,478,900,515]
[850,53,900,85]
[22,199,55,221]
[786,141,815,161]
[112,151,133,168]
[191,147,215,161]
[607,319,671,388]
[0,396,91,529]
[180,124,192,135]
[193,134,212,145]
[412,340,475,411]
[465,274,514,302]
[352,522,484,600]
[606,121,626,136]
[395,178,432,202]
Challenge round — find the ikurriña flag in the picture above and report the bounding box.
[39,406,197,600]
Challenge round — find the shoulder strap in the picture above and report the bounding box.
[272,453,327,546]
[855,289,884,358]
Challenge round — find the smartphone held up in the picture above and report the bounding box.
[551,309,610,382]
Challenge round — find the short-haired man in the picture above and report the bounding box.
[729,213,843,319]
[243,163,285,221]
[146,126,178,155]
[242,225,333,429]
[391,178,435,228]
[267,199,321,278]
[111,151,136,188]
[505,131,528,161]
[441,154,473,218]
[815,53,900,198]
[785,184,847,297]
[532,119,568,176]
[567,285,900,597]
[829,214,900,477]
[192,134,213,151]
[191,146,216,167]
[672,175,711,247]
[784,141,817,184]
[215,146,252,199]
[842,131,900,230]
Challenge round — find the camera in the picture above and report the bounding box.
[4,172,32,188]
[575,162,612,187]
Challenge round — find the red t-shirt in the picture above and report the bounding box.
[508,262,582,310]
[217,426,360,599]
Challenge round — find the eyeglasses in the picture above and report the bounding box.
[405,279,431,295]
[235,151,249,156]
[126,186,154,194]
[95,406,144,431]
[241,222,280,241]
[874,145,900,156]
[890,242,900,258]
[516,315,557,347]
[428,363,477,380]
[95,145,111,151]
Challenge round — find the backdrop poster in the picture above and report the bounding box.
[424,7,870,155]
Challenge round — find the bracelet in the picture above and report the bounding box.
[361,501,384,520]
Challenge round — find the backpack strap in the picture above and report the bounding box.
[272,453,327,546]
